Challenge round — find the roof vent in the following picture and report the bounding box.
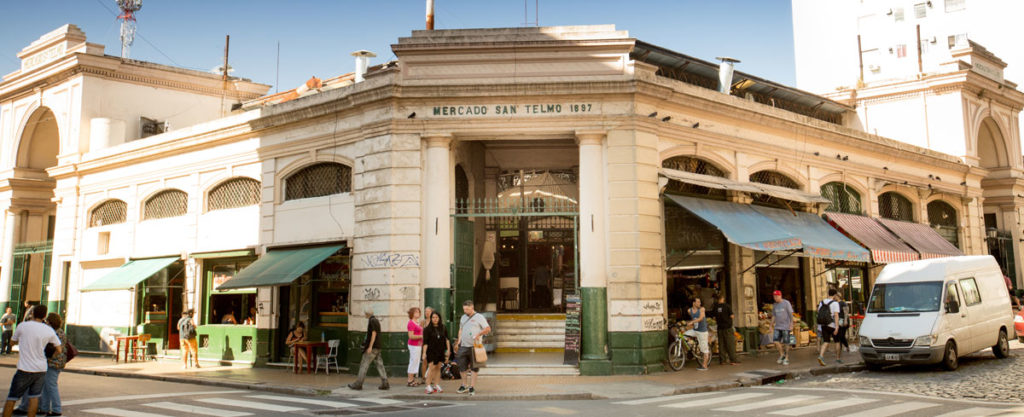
[351,50,377,83]
[716,57,741,94]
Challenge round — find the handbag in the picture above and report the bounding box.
[473,340,487,365]
[66,341,78,362]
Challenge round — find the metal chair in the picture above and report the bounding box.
[315,339,341,374]
[132,334,152,361]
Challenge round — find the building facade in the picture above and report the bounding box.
[0,23,1003,375]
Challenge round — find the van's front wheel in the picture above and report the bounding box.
[942,341,958,371]
[993,330,1010,359]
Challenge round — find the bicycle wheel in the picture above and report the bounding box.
[667,340,685,370]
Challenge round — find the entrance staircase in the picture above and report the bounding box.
[488,313,578,376]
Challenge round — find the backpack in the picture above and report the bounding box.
[179,318,197,339]
[441,361,461,380]
[816,300,835,327]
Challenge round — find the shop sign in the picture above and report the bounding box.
[563,294,581,366]
[426,103,596,118]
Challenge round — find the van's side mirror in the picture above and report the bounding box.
[945,300,959,314]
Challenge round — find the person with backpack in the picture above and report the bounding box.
[177,310,199,369]
[816,288,842,366]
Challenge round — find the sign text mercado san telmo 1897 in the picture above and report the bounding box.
[428,103,596,117]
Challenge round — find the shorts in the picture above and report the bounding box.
[774,329,794,345]
[6,370,45,400]
[455,346,478,373]
[684,329,709,354]
[180,337,198,353]
[820,326,837,343]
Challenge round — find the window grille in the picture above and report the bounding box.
[143,190,188,220]
[914,3,927,18]
[90,200,127,227]
[928,200,959,248]
[750,171,800,206]
[208,178,261,212]
[662,156,727,197]
[284,163,352,201]
[878,192,914,222]
[820,182,862,214]
[944,0,965,12]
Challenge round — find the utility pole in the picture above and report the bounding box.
[221,35,230,116]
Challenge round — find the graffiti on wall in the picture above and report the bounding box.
[359,253,420,268]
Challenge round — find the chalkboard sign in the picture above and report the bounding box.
[563,294,582,365]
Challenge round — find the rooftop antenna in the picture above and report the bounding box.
[116,0,142,59]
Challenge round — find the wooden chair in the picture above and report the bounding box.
[132,334,151,361]
[315,339,341,374]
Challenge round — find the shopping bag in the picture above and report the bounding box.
[473,340,488,364]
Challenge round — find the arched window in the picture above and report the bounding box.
[928,200,959,248]
[662,156,727,196]
[455,164,469,214]
[284,162,352,201]
[820,182,862,215]
[750,170,799,205]
[208,178,261,212]
[90,199,127,227]
[143,190,188,220]
[878,192,914,222]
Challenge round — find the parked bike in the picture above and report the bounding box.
[667,320,700,371]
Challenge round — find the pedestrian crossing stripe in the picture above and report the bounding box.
[83,408,168,417]
[612,392,718,405]
[837,401,939,417]
[144,401,252,417]
[768,397,878,416]
[246,394,358,408]
[350,397,404,405]
[663,392,772,408]
[713,395,819,412]
[196,397,306,412]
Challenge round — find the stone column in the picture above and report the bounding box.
[0,210,19,314]
[423,134,453,325]
[577,131,611,374]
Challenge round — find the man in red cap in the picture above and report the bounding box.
[770,290,794,365]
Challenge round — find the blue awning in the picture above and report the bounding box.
[751,206,871,262]
[665,195,802,252]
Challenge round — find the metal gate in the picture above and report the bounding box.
[451,196,579,313]
[9,240,53,319]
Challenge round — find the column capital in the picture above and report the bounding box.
[575,130,606,146]
[423,133,454,148]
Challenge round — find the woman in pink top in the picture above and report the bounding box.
[406,307,423,387]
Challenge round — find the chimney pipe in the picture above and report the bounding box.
[426,0,435,30]
[351,50,377,83]
[716,56,741,94]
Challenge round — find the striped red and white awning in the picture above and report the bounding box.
[824,213,920,264]
[875,218,963,259]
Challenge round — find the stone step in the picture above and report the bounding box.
[496,321,566,329]
[497,335,565,344]
[496,340,566,348]
[496,314,566,321]
[479,366,579,376]
[497,326,565,334]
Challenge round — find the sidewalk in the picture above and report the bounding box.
[0,345,865,401]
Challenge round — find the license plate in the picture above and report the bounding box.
[884,353,900,361]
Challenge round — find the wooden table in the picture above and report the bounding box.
[115,335,141,363]
[292,341,328,374]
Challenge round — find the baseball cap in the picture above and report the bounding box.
[772,290,782,296]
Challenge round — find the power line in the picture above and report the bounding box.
[90,0,186,68]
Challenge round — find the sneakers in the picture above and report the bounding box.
[469,387,476,396]
[425,385,435,394]
[347,382,363,390]
[433,384,443,393]
[696,366,708,371]
[817,356,826,366]
[782,357,789,366]
[378,382,390,390]
[777,356,784,364]
[457,385,468,394]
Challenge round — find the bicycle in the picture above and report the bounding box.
[667,320,700,371]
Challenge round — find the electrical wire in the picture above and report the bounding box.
[90,0,190,68]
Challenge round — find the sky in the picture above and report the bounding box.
[0,0,797,93]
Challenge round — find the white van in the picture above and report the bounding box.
[859,255,1015,370]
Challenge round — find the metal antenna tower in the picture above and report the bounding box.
[116,0,142,59]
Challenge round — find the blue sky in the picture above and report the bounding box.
[0,0,796,92]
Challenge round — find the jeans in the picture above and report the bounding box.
[353,348,388,386]
[717,327,738,363]
[18,368,59,413]
[1,331,11,354]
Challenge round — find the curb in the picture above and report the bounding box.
[386,392,596,401]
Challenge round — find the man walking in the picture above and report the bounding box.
[454,300,489,396]
[712,294,739,365]
[771,290,794,365]
[2,305,60,417]
[177,310,199,369]
[348,308,389,390]
[0,308,16,355]
[817,288,842,366]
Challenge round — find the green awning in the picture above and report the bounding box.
[216,245,344,290]
[80,257,179,292]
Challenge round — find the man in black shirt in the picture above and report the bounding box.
[348,308,389,390]
[713,293,740,365]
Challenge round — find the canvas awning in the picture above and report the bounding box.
[659,168,830,204]
[80,257,179,292]
[751,206,871,262]
[824,213,920,263]
[216,245,344,290]
[876,218,963,259]
[664,195,802,252]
